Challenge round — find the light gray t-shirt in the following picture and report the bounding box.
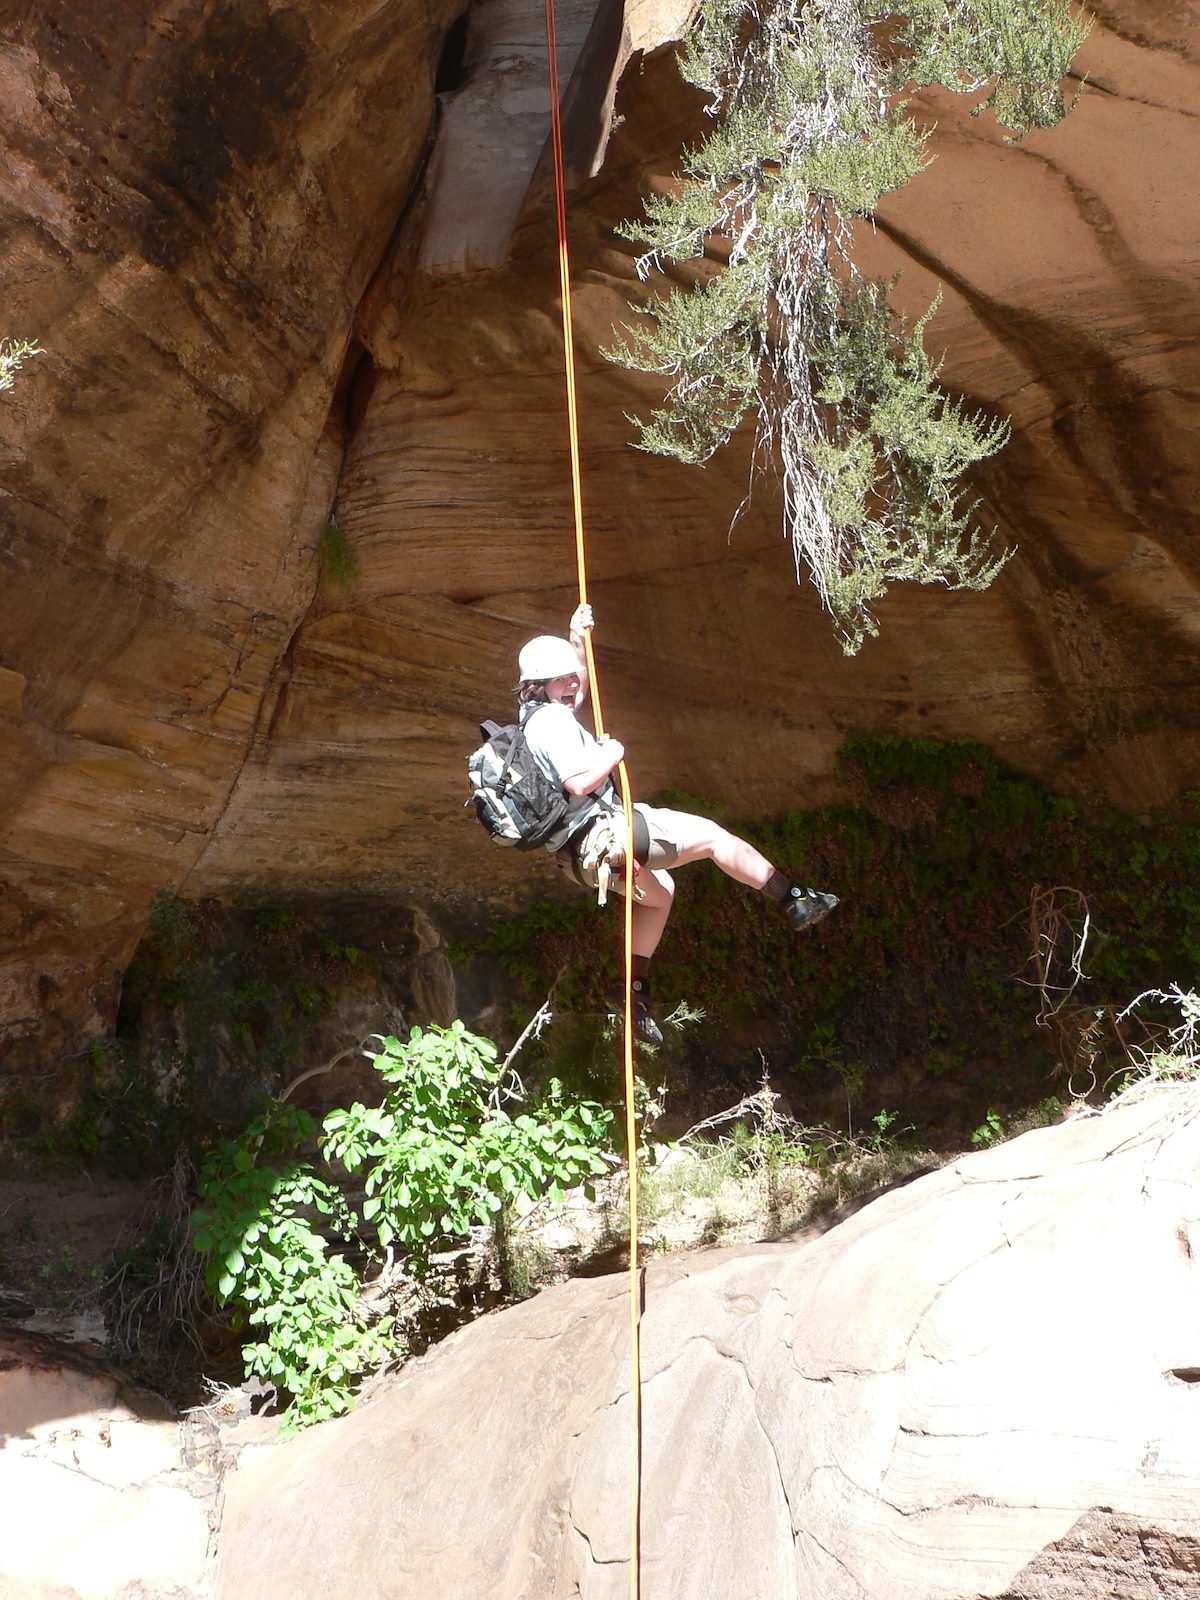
[520,702,615,852]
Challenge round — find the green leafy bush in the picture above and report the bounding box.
[324,1024,613,1275]
[191,1022,613,1429]
[191,1102,386,1429]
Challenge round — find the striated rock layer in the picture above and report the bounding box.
[191,1,1200,914]
[0,0,460,1062]
[213,1088,1200,1599]
[1,0,1199,1066]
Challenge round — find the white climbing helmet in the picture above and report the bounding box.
[517,634,580,682]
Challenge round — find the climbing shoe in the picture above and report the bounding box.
[604,986,664,1045]
[785,887,839,932]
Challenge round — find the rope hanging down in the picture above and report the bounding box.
[542,1,642,1593]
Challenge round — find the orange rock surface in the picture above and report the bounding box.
[1,1,1198,1065]
[0,1,458,1059]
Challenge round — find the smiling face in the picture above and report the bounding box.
[543,672,580,708]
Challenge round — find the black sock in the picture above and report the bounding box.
[631,954,652,997]
[762,869,795,905]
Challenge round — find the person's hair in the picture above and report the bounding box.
[517,679,549,705]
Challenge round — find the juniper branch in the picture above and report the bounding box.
[607,0,1090,650]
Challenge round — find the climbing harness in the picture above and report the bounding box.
[541,0,642,1591]
[568,807,646,907]
[574,813,626,906]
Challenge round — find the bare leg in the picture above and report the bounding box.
[618,812,773,959]
[602,804,833,1037]
[655,812,776,889]
[613,806,828,967]
[653,809,836,932]
[629,868,674,959]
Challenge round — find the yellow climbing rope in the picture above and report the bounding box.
[542,1,641,1592]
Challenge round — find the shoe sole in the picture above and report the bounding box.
[603,1002,663,1046]
[788,893,839,932]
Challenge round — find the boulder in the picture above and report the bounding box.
[213,1085,1200,1599]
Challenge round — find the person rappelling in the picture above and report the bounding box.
[469,604,839,1043]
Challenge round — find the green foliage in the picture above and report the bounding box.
[316,521,358,589]
[969,1107,1006,1147]
[254,906,296,932]
[485,898,592,991]
[640,1106,930,1244]
[34,1244,89,1307]
[970,1095,1065,1146]
[608,0,1090,650]
[1111,986,1200,1094]
[323,1022,613,1277]
[893,0,1089,131]
[323,939,376,972]
[834,731,1000,789]
[191,1103,389,1430]
[191,1022,613,1429]
[0,336,42,393]
[483,740,1200,1142]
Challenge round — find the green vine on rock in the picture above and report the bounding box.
[482,738,1200,1137]
[316,520,358,589]
[607,0,1090,651]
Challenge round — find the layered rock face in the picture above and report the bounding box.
[190,0,1200,911]
[2,0,1199,1065]
[0,0,459,1060]
[213,1087,1200,1600]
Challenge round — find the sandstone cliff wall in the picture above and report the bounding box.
[190,0,1200,914]
[0,0,458,1059]
[1,0,1197,1068]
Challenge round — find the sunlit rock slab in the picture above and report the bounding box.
[213,1086,1200,1599]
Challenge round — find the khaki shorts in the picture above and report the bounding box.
[557,803,682,892]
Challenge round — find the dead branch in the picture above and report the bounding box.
[278,1042,369,1105]
[1021,884,1093,1025]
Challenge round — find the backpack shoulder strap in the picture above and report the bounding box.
[495,716,532,791]
[505,703,560,793]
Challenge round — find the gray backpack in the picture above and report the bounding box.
[466,708,571,850]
